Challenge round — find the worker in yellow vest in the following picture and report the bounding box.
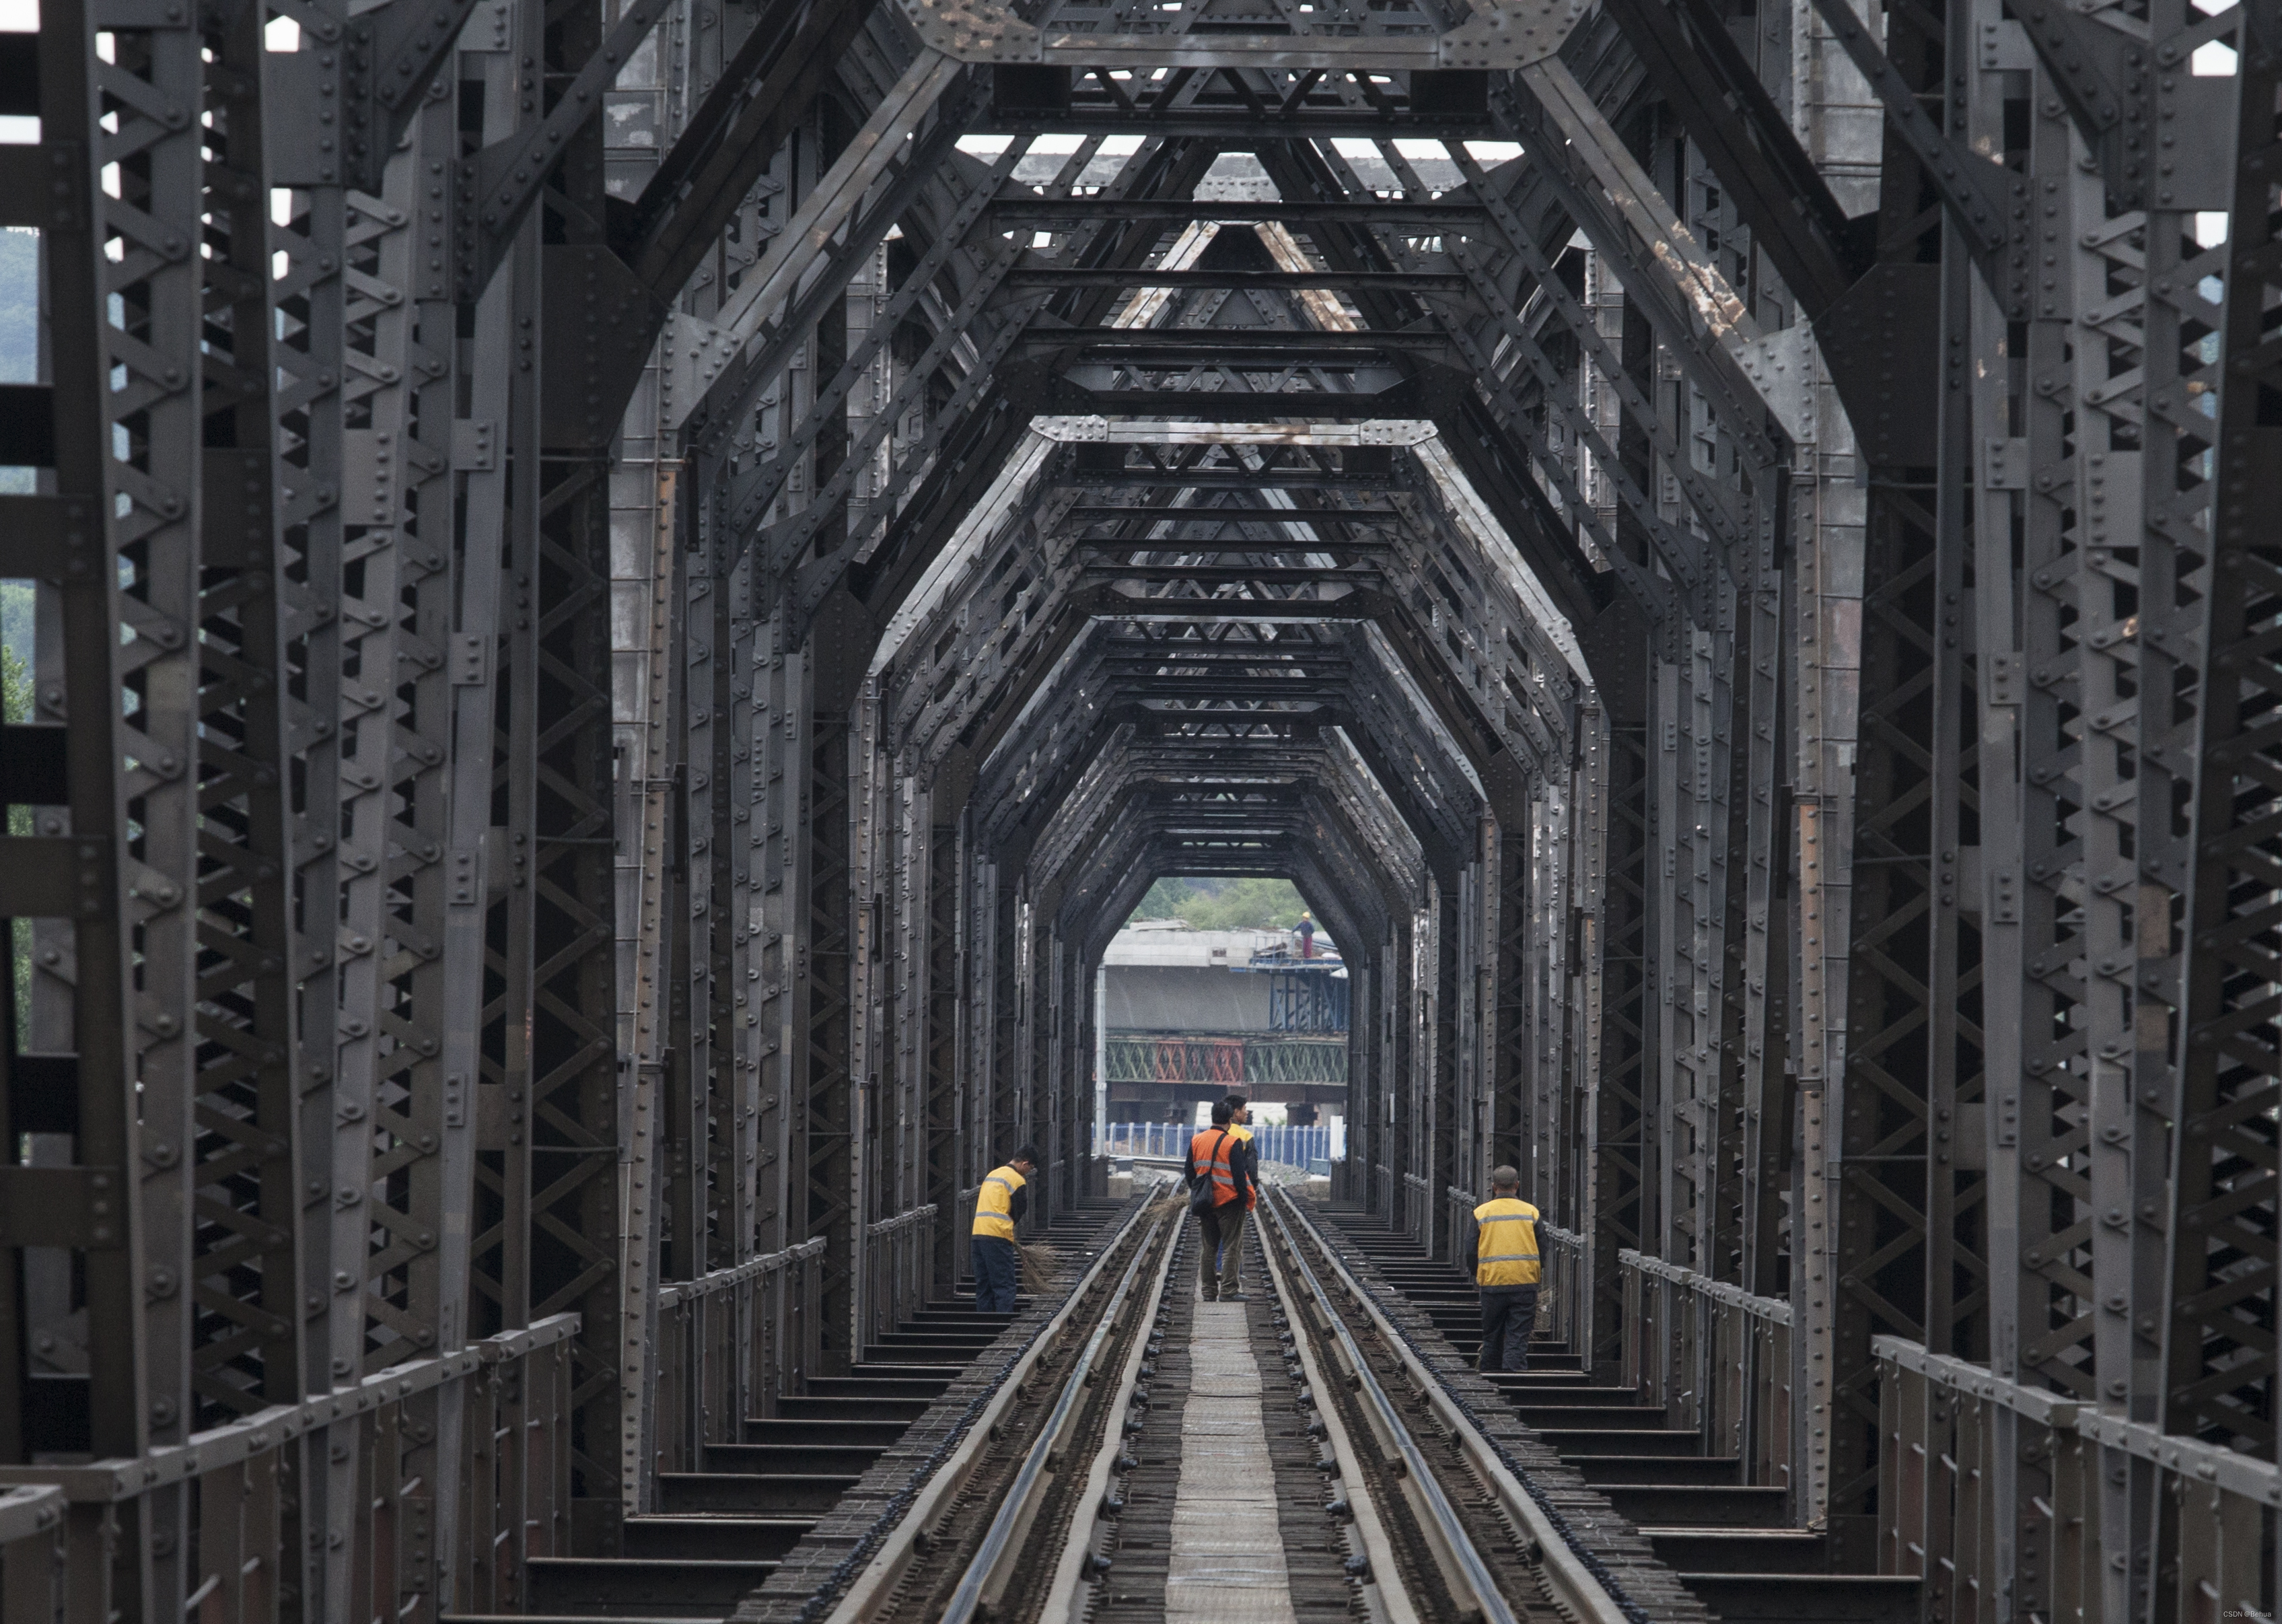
[971,1146,1038,1314]
[1463,1166,1542,1371]
[1216,1093,1260,1296]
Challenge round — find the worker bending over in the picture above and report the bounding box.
[1185,1100,1256,1302]
[971,1146,1038,1314]
[1464,1166,1541,1371]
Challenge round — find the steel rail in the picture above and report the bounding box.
[1251,1189,1422,1624]
[814,1197,1155,1624]
[1264,1189,1642,1624]
[1030,1209,1182,1623]
[941,1213,1174,1624]
[1257,1193,1523,1624]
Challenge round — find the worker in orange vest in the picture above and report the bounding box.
[1186,1098,1256,1301]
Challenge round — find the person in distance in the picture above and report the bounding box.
[1465,1166,1542,1372]
[1184,1101,1256,1302]
[971,1145,1038,1314]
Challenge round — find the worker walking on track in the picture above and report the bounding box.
[971,1146,1038,1314]
[1185,1102,1256,1302]
[1465,1166,1542,1371]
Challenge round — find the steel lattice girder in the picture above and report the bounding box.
[5,0,2279,1611]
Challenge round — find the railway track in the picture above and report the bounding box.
[809,1182,1659,1624]
[470,1183,1867,1624]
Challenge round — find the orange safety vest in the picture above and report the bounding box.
[1190,1128,1240,1207]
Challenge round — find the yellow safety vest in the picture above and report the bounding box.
[1225,1123,1256,1209]
[974,1164,1026,1240]
[1472,1197,1541,1287]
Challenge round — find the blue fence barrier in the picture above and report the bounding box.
[1094,1122,1332,1168]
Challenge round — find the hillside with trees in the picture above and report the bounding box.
[1129,876,1314,933]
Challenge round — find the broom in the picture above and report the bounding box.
[1017,1184,1178,1296]
[1017,1240,1061,1294]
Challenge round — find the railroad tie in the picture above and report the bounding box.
[1165,1300,1298,1623]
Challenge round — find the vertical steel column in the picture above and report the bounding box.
[723,543,766,1275]
[1826,448,1938,1559]
[1431,890,1458,1253]
[1495,823,1532,1185]
[1594,649,1654,1378]
[610,395,678,1516]
[896,775,927,1228]
[801,645,856,1372]
[1960,13,2032,1594]
[989,874,1019,1180]
[1390,913,1416,1236]
[2166,0,2277,1452]
[1,0,157,1609]
[192,0,307,1443]
[2155,4,2267,1611]
[1649,641,1681,1277]
[1922,55,1990,1378]
[1452,839,1488,1207]
[1789,363,1867,1537]
[1737,481,1792,1304]
[692,514,740,1281]
[94,0,207,1598]
[925,795,963,1283]
[527,303,627,1556]
[757,603,806,1266]
[1780,0,1879,1539]
[1528,786,1564,1218]
[1570,703,1610,1374]
[1046,933,1069,1211]
[452,29,541,1611]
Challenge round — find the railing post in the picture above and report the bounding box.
[1950,1380,1983,1617]
[1620,1255,1643,1392]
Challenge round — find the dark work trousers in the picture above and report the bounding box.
[972,1235,1019,1314]
[1197,1203,1246,1300]
[1478,1283,1539,1371]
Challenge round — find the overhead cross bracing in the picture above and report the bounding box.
[0,0,2276,1616]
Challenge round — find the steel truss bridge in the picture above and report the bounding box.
[0,0,2275,1615]
[1102,1032,1348,1084]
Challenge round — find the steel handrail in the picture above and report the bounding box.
[865,1204,938,1237]
[655,1237,825,1308]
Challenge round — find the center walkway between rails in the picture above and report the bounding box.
[1166,1297,1298,1623]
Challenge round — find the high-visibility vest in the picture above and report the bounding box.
[1472,1197,1541,1287]
[1225,1123,1258,1209]
[974,1164,1026,1240]
[1190,1129,1238,1207]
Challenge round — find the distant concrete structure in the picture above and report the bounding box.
[1100,922,1350,1123]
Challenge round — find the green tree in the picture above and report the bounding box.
[1127,876,1312,931]
[1131,877,1197,920]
